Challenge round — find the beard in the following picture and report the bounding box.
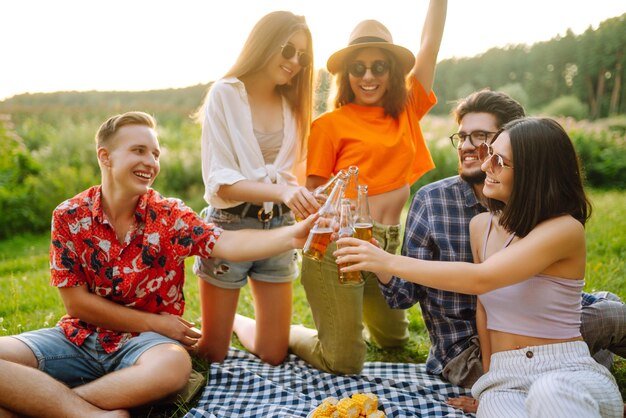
[459,166,486,185]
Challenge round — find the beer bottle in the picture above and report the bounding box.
[345,166,359,201]
[313,169,349,204]
[354,184,374,242]
[302,178,345,261]
[337,198,363,285]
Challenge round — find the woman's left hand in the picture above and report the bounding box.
[282,186,320,220]
[447,396,479,413]
[333,237,394,275]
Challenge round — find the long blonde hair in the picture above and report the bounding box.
[199,11,313,160]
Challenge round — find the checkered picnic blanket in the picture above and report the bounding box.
[185,348,475,418]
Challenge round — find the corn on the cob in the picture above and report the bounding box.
[322,396,339,406]
[336,397,361,418]
[310,400,337,417]
[351,393,377,415]
[366,411,385,418]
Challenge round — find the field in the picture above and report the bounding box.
[0,189,623,416]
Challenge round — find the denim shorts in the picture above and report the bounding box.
[193,206,299,289]
[13,327,181,388]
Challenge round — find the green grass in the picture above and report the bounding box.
[0,190,624,417]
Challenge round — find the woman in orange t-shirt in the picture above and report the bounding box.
[289,0,447,375]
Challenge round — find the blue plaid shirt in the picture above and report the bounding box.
[379,176,598,375]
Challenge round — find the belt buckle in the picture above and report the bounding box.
[257,208,273,223]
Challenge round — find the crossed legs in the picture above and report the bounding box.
[0,334,191,415]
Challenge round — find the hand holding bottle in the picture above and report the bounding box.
[282,185,320,221]
[334,237,394,283]
[337,198,363,285]
[302,178,346,260]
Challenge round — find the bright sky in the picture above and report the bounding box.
[1,0,624,101]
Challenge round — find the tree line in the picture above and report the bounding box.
[431,13,626,119]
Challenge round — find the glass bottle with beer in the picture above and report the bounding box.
[345,165,359,202]
[313,169,349,204]
[337,198,363,285]
[294,170,348,222]
[353,184,374,242]
[302,178,345,261]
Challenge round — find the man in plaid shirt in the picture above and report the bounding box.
[379,90,626,390]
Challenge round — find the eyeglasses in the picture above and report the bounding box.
[449,130,499,148]
[478,141,514,174]
[280,44,312,67]
[347,60,389,78]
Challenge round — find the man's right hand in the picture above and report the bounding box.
[155,313,202,350]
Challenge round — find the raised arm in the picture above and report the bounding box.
[412,0,447,92]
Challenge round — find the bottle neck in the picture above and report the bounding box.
[355,187,372,224]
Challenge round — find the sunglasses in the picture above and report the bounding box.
[280,44,312,67]
[347,60,389,78]
[449,130,499,148]
[478,141,514,174]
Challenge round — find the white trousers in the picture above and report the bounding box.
[471,341,623,418]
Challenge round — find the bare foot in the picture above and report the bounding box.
[447,395,478,413]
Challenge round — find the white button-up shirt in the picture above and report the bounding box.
[200,77,299,212]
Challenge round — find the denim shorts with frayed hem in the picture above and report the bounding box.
[13,327,182,388]
[193,206,299,290]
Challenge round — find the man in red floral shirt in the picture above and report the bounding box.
[0,111,316,416]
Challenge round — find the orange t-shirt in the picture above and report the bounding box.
[306,79,436,196]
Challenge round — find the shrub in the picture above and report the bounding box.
[497,83,530,111]
[567,122,626,188]
[541,96,588,120]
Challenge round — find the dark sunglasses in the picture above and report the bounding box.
[478,141,514,174]
[280,44,312,67]
[347,60,389,78]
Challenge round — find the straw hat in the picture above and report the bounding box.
[326,20,415,75]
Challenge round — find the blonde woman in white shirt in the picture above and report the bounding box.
[194,11,319,364]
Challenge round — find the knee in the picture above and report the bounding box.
[195,340,229,364]
[258,353,286,366]
[322,350,365,375]
[327,361,364,375]
[257,349,287,366]
[527,375,573,406]
[151,346,193,393]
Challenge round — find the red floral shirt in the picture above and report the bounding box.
[50,186,222,353]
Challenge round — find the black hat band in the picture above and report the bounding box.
[349,36,388,46]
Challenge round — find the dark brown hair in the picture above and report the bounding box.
[333,48,407,119]
[486,117,592,237]
[453,89,525,127]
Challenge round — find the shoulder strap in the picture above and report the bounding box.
[482,214,495,261]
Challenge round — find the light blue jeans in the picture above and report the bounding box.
[14,327,180,388]
[290,222,409,374]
